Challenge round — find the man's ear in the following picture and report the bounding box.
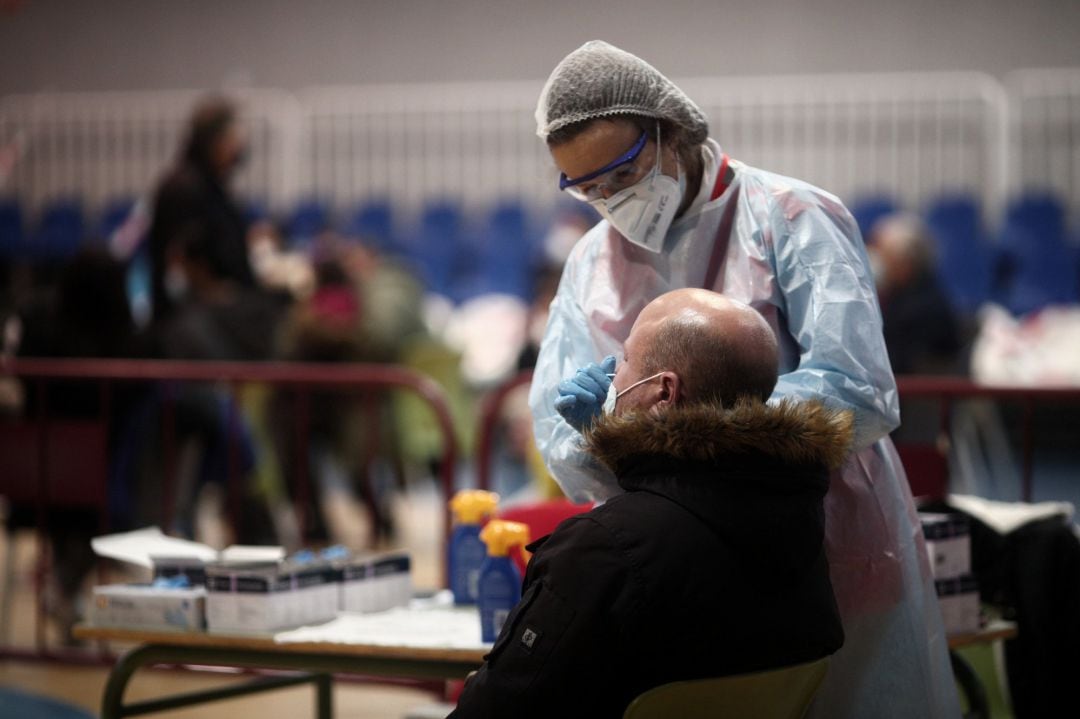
[652,371,682,411]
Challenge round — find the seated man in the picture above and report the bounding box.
[451,289,849,719]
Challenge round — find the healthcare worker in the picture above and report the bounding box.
[528,41,960,719]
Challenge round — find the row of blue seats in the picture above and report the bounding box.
[274,197,558,303]
[851,192,1080,317]
[0,197,560,304]
[4,192,1078,315]
[0,197,135,261]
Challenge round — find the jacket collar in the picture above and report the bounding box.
[585,398,852,481]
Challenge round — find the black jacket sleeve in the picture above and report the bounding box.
[449,516,639,719]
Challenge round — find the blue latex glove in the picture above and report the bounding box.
[554,355,616,433]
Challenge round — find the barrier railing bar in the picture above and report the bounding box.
[294,387,311,541]
[475,369,534,493]
[33,378,48,654]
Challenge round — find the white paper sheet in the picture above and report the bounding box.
[221,545,286,562]
[91,527,219,568]
[274,591,490,651]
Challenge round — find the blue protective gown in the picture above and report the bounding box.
[529,139,961,718]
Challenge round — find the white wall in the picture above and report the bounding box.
[2,0,1079,93]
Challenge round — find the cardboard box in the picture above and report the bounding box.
[92,585,206,631]
[935,574,980,635]
[205,560,340,634]
[341,552,412,613]
[921,512,972,579]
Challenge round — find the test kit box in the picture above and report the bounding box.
[340,552,412,613]
[205,560,340,634]
[920,512,972,579]
[92,585,206,631]
[935,575,980,635]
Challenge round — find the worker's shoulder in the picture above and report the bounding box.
[735,161,852,225]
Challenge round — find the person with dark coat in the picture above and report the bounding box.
[451,289,850,719]
[147,96,254,324]
[867,213,963,376]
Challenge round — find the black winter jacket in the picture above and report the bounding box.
[148,162,253,321]
[451,399,850,719]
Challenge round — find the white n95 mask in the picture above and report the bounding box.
[592,164,681,254]
[590,130,683,253]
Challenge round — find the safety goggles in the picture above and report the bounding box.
[558,131,651,202]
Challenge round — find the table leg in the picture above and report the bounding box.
[101,644,337,718]
[316,672,333,719]
[950,649,989,719]
[102,643,157,719]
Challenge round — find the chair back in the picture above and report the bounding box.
[622,657,829,719]
[496,498,594,574]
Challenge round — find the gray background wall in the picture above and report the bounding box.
[2,0,1079,94]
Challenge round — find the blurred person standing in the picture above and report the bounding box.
[141,98,288,546]
[147,96,255,325]
[529,41,960,718]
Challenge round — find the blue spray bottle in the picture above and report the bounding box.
[477,520,530,643]
[448,490,500,605]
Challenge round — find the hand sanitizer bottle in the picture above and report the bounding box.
[448,490,499,605]
[477,520,530,643]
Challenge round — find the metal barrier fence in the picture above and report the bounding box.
[0,358,457,659]
[299,83,548,212]
[4,69,1076,219]
[0,90,303,216]
[1006,68,1080,215]
[682,72,1007,217]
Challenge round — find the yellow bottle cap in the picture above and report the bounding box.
[450,490,500,524]
[479,520,530,557]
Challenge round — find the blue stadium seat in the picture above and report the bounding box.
[284,198,331,248]
[850,194,899,242]
[996,192,1079,316]
[456,200,535,302]
[243,197,271,226]
[0,198,24,258]
[409,200,467,299]
[32,199,85,260]
[342,199,397,254]
[924,194,993,316]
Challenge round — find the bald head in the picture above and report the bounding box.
[619,289,779,412]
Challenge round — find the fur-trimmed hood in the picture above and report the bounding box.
[584,399,853,588]
[586,398,853,479]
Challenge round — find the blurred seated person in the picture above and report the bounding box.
[867,213,963,375]
[451,289,848,719]
[10,248,148,640]
[147,95,256,327]
[271,252,384,547]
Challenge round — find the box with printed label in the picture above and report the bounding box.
[92,585,206,631]
[205,560,340,634]
[935,574,980,635]
[920,512,971,579]
[341,553,412,613]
